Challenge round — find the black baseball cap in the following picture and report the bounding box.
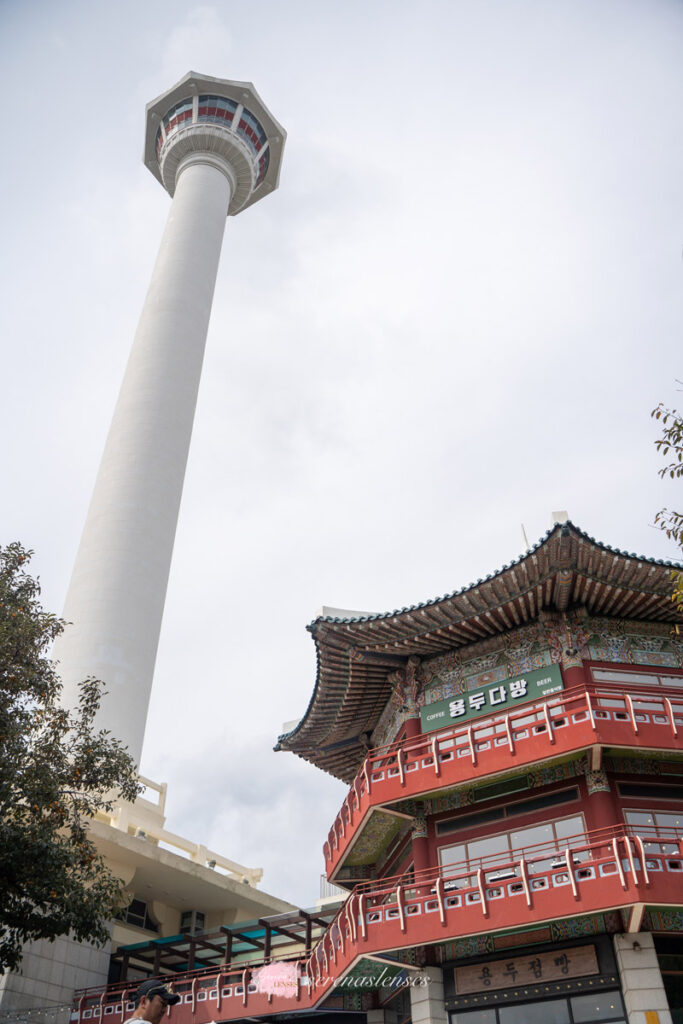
[135,980,181,1005]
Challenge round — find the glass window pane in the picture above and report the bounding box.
[499,997,570,1024]
[467,833,509,863]
[632,699,662,710]
[592,669,656,684]
[570,990,625,1021]
[625,810,655,827]
[555,815,585,841]
[510,823,555,851]
[654,811,683,829]
[449,1011,496,1024]
[440,843,466,867]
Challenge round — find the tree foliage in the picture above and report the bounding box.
[0,542,142,974]
[652,400,683,623]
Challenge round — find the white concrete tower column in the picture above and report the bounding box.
[52,74,286,764]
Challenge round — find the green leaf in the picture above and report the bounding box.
[0,543,142,973]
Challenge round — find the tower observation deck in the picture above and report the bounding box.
[52,73,286,765]
[145,73,285,212]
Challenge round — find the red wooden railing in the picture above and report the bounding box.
[324,684,683,876]
[73,826,683,1024]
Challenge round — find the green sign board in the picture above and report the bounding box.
[420,662,564,733]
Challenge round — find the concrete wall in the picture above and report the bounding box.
[614,933,673,1024]
[0,934,110,1017]
[409,966,448,1024]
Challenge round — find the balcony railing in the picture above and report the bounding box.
[324,683,683,875]
[73,826,683,1024]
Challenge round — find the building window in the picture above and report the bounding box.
[437,787,580,837]
[180,909,205,935]
[618,782,683,803]
[440,813,586,877]
[592,667,683,689]
[450,989,625,1022]
[437,807,505,837]
[655,935,683,1021]
[116,898,158,932]
[624,808,683,854]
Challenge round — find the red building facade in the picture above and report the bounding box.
[74,523,683,1024]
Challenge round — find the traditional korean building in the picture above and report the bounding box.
[72,520,683,1024]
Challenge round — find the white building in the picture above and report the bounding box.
[0,779,293,1017]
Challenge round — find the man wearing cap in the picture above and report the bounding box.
[125,980,181,1024]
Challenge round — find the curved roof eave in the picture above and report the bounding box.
[309,521,681,626]
[275,521,682,781]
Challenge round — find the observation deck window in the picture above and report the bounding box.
[197,94,238,126]
[257,147,270,185]
[237,108,267,155]
[155,96,271,187]
[163,98,193,138]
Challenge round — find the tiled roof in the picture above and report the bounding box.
[275,522,683,782]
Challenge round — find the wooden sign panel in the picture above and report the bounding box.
[454,944,599,994]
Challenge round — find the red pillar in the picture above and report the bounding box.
[561,653,589,691]
[411,816,431,895]
[582,771,618,835]
[404,714,421,740]
[412,832,430,874]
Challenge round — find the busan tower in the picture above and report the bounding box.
[52,73,285,765]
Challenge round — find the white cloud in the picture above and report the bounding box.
[136,5,235,105]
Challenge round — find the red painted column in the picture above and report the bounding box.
[411,816,431,895]
[404,714,421,740]
[561,651,589,691]
[582,771,618,835]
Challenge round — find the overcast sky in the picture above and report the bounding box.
[1,0,682,908]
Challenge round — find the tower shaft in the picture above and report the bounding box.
[54,157,232,763]
[53,73,285,765]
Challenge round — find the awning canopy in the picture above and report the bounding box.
[112,907,338,978]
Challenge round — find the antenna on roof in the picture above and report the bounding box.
[521,524,530,550]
